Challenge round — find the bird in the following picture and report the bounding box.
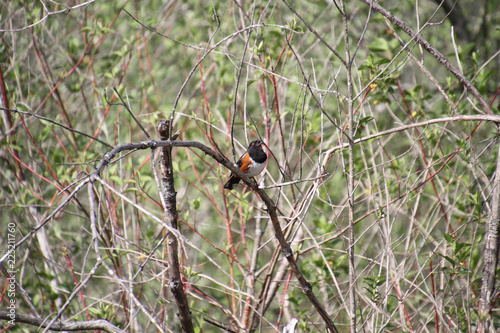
[224,140,267,190]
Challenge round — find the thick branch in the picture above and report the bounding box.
[157,119,194,333]
[478,137,500,331]
[0,310,124,333]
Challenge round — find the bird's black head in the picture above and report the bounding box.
[250,139,263,147]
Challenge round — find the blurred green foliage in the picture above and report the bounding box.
[0,0,499,331]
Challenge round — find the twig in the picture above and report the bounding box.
[281,0,346,66]
[0,310,124,332]
[41,260,103,333]
[0,1,98,33]
[0,179,89,264]
[110,88,151,140]
[325,114,500,155]
[204,318,237,333]
[1,107,113,148]
[260,174,328,189]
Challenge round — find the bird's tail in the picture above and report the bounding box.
[223,175,241,190]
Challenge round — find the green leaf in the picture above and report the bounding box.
[358,116,374,127]
[443,233,455,245]
[438,253,455,266]
[123,187,140,193]
[191,199,200,210]
[110,175,123,187]
[88,308,102,316]
[368,38,390,53]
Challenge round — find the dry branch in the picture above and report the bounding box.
[2,107,112,148]
[326,115,500,154]
[340,0,358,330]
[157,119,194,333]
[478,138,500,331]
[0,310,124,333]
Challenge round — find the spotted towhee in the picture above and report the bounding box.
[224,140,267,190]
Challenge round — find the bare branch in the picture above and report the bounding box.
[478,138,500,330]
[0,310,124,333]
[0,1,98,33]
[281,0,347,66]
[157,119,194,333]
[2,107,112,148]
[110,88,151,140]
[326,114,500,154]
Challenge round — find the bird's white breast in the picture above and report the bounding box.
[246,162,266,177]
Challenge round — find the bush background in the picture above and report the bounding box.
[1,0,499,332]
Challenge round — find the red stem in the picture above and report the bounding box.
[393,282,415,332]
[65,254,92,321]
[396,81,455,235]
[429,260,439,332]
